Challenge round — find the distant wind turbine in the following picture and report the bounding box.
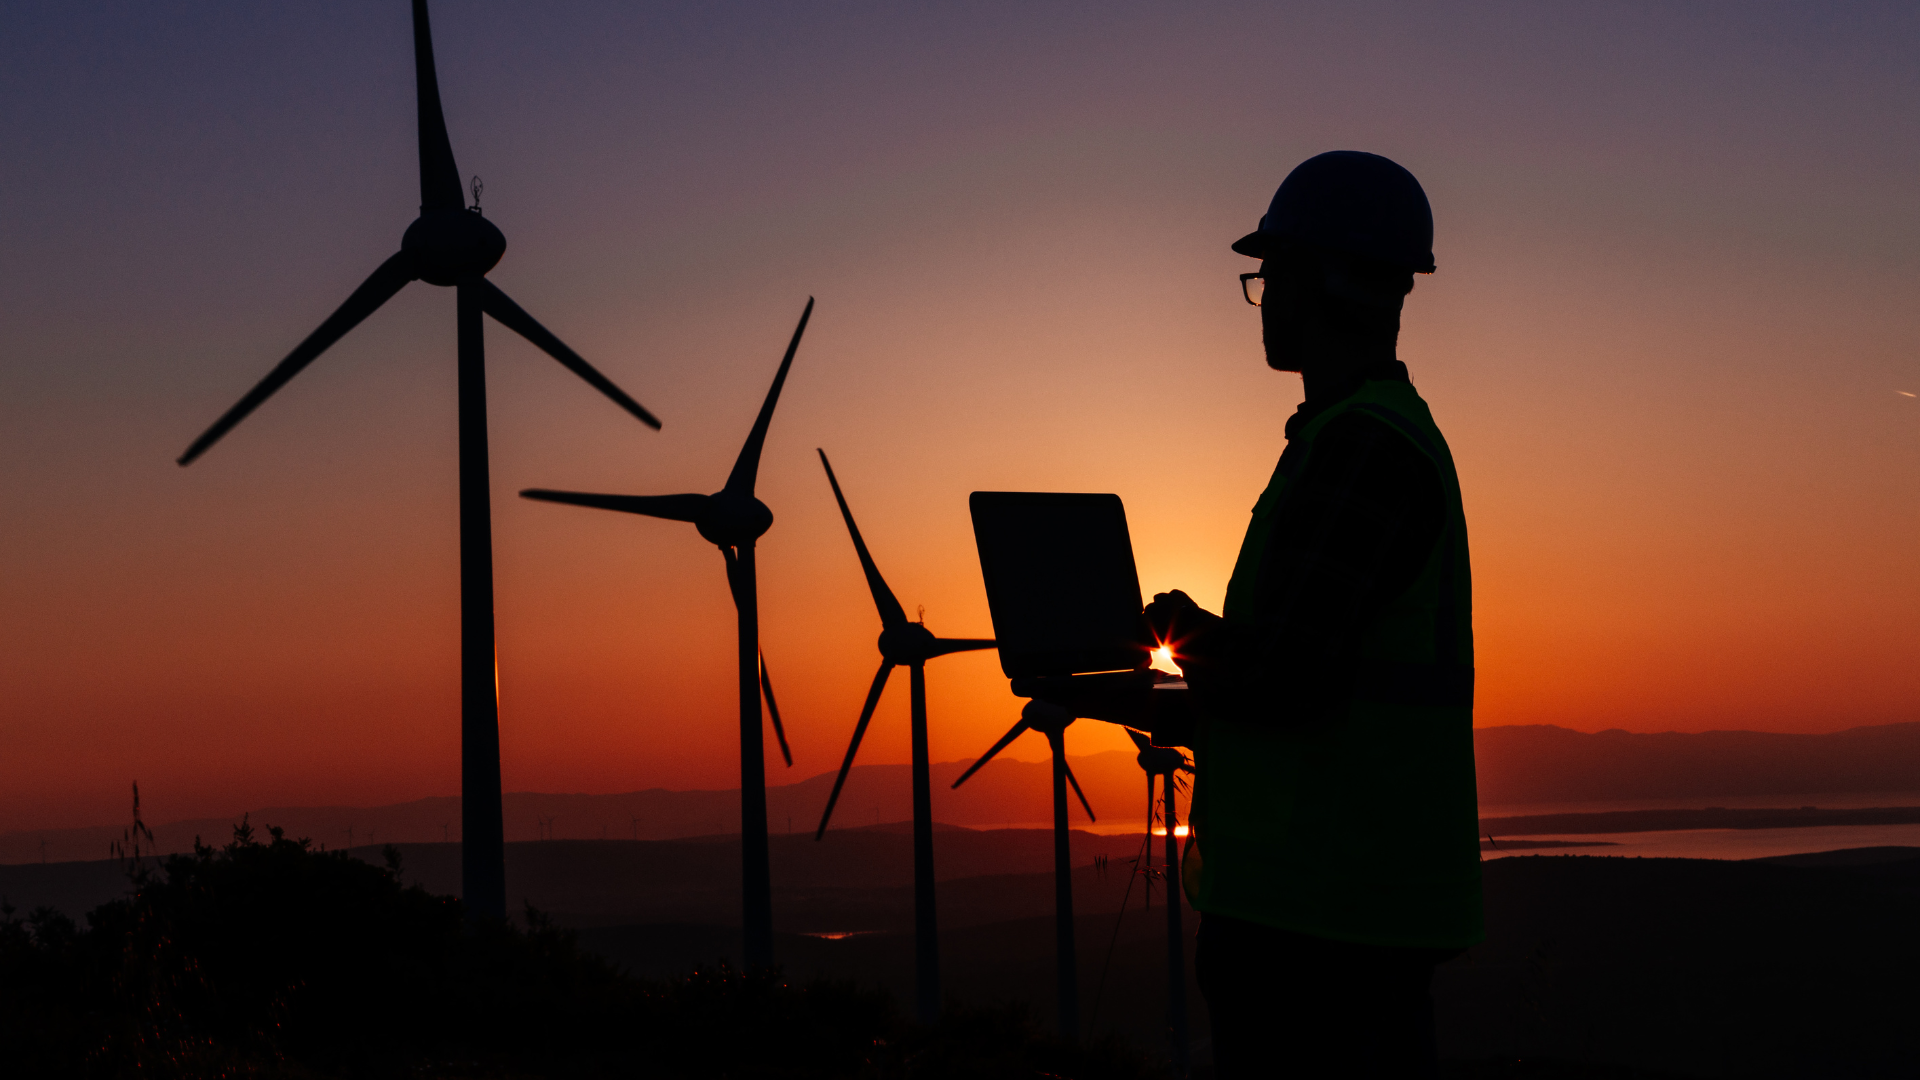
[1125,726,1192,1072]
[174,0,660,922]
[519,300,813,969]
[952,699,1097,1041]
[811,449,995,1025]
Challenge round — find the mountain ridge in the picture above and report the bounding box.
[9,720,1920,864]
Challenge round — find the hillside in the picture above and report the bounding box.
[12,720,1920,864]
[10,831,1917,1076]
[0,754,1159,864]
[0,826,1159,928]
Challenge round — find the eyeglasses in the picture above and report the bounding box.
[1239,272,1265,307]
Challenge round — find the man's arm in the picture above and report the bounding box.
[1165,411,1444,727]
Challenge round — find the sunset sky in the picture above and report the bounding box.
[3,1,1918,832]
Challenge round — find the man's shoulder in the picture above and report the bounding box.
[1301,404,1444,502]
[1328,380,1449,465]
[1313,405,1425,461]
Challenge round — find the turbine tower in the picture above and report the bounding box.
[1126,726,1192,1073]
[952,699,1097,1041]
[519,300,813,969]
[175,0,660,922]
[811,449,995,1025]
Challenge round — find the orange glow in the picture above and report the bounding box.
[1150,646,1182,675]
[1151,825,1191,837]
[4,6,1919,836]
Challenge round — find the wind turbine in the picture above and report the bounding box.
[951,699,1097,1041]
[175,0,660,923]
[519,300,812,970]
[811,449,995,1026]
[1125,726,1193,1073]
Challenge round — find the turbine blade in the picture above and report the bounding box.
[479,281,661,429]
[178,252,416,465]
[929,637,996,658]
[814,661,894,839]
[725,298,813,496]
[951,718,1030,789]
[410,0,464,210]
[1124,727,1152,753]
[760,653,792,768]
[518,490,707,521]
[816,449,908,628]
[1063,759,1096,822]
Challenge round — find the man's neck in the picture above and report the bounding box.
[1300,341,1397,404]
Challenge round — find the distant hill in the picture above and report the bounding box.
[0,753,1158,864]
[10,720,1920,865]
[1472,721,1920,805]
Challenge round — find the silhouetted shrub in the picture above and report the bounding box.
[0,822,1160,1079]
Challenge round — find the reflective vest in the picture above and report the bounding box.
[1189,375,1483,949]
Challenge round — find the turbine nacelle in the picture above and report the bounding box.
[695,490,774,547]
[1137,744,1186,775]
[1126,726,1190,777]
[402,208,506,286]
[1022,698,1077,738]
[520,300,809,549]
[877,621,941,665]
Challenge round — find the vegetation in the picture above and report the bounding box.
[0,820,1163,1079]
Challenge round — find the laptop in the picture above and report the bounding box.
[968,491,1155,679]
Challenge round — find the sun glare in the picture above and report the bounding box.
[1150,825,1192,837]
[1150,645,1182,674]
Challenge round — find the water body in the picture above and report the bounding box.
[1476,789,1920,819]
[1080,791,1920,860]
[1475,789,1920,860]
[1484,822,1920,861]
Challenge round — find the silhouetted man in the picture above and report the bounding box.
[1149,152,1481,1077]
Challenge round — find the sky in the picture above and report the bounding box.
[3,1,1918,832]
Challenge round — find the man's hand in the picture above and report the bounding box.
[1145,589,1227,675]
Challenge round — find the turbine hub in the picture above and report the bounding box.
[878,622,939,664]
[1138,746,1185,774]
[696,491,774,547]
[402,208,507,286]
[1022,698,1076,737]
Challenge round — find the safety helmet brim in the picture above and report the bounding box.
[1232,229,1436,274]
[1230,230,1277,260]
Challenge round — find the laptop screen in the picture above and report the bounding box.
[969,491,1153,678]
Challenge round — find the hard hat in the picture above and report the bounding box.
[1232,151,1436,273]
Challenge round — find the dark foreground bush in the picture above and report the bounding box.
[0,823,1159,1079]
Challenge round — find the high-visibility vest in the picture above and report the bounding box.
[1188,375,1482,949]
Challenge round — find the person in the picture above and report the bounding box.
[1141,151,1482,1077]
